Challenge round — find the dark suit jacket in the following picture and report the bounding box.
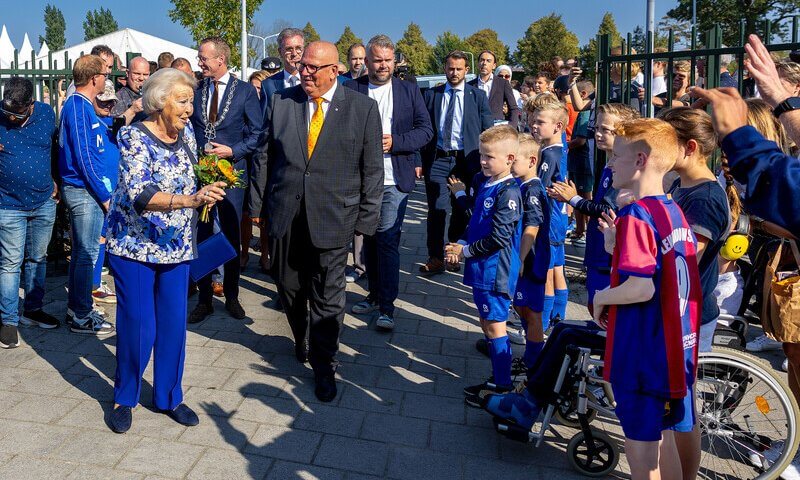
[421,82,494,174]
[190,74,264,216]
[260,71,295,120]
[265,84,384,249]
[468,76,519,127]
[343,76,433,193]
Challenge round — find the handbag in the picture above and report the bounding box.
[762,239,800,343]
[189,231,237,283]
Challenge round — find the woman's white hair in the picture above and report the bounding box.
[141,68,197,115]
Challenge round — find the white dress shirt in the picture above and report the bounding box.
[477,74,493,98]
[306,81,337,129]
[438,82,465,151]
[206,71,231,117]
[282,70,301,89]
[368,81,395,186]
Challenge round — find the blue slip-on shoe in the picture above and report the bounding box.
[483,390,541,431]
[163,404,199,426]
[110,406,132,433]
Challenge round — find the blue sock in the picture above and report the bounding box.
[488,335,513,387]
[542,295,554,331]
[93,243,106,289]
[553,288,569,322]
[524,340,544,370]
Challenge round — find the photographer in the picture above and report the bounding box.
[393,52,417,83]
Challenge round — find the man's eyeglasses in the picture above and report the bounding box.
[281,47,303,54]
[298,63,335,75]
[196,55,220,63]
[0,101,33,120]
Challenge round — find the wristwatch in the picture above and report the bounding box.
[773,96,800,119]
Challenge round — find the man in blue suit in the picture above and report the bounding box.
[344,35,433,330]
[189,37,264,323]
[260,28,305,117]
[420,50,494,275]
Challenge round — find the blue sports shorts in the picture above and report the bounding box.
[514,276,546,312]
[613,387,696,442]
[549,244,565,268]
[473,288,511,321]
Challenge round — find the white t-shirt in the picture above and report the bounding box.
[652,75,667,96]
[368,82,394,186]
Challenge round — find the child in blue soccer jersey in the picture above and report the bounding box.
[444,125,522,404]
[548,103,641,311]
[510,133,551,369]
[527,96,569,328]
[594,119,703,479]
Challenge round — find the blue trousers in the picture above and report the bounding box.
[364,186,409,316]
[0,199,56,326]
[109,254,190,410]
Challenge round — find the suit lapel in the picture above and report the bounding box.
[295,88,309,162]
[390,77,400,135]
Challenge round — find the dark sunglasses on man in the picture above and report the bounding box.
[0,100,33,121]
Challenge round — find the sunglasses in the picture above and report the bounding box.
[0,101,32,120]
[498,74,511,79]
[97,98,117,108]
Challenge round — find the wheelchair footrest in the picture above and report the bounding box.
[492,416,533,443]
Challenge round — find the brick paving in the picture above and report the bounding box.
[0,185,787,479]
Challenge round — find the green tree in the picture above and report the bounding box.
[579,12,622,77]
[83,7,118,41]
[396,22,433,75]
[516,14,579,74]
[303,22,320,43]
[430,31,466,73]
[169,0,265,68]
[463,28,507,66]
[335,26,362,64]
[39,4,65,50]
[666,0,800,46]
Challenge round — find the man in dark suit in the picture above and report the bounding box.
[341,43,366,80]
[468,50,519,128]
[344,35,433,330]
[265,41,383,402]
[420,51,494,275]
[188,37,264,323]
[260,28,305,116]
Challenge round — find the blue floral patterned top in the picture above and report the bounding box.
[106,122,198,264]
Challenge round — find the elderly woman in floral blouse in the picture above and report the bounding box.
[105,68,226,433]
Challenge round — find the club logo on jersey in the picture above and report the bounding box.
[516,291,523,300]
[508,199,517,211]
[530,196,539,206]
[541,162,549,173]
[603,177,609,188]
[482,304,489,313]
[484,197,494,210]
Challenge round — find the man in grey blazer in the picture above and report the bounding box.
[264,41,384,402]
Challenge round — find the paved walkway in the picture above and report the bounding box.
[0,185,785,479]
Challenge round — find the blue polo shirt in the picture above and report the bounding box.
[0,101,56,210]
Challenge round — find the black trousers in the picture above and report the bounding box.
[270,207,349,376]
[197,196,241,303]
[424,153,473,260]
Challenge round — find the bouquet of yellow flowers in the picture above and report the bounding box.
[194,154,244,222]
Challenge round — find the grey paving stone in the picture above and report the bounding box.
[376,365,436,394]
[389,333,442,354]
[338,384,404,415]
[184,345,226,366]
[0,455,78,478]
[360,412,429,447]
[401,392,466,424]
[15,349,81,371]
[188,448,273,480]
[6,368,84,396]
[0,420,75,456]
[50,429,142,466]
[61,375,115,402]
[429,421,500,458]
[65,465,145,480]
[183,386,247,417]
[0,346,38,367]
[245,424,322,463]
[210,346,272,369]
[408,352,467,377]
[386,446,464,480]
[116,438,205,476]
[178,415,260,450]
[265,460,345,480]
[221,367,291,398]
[233,395,302,426]
[0,393,80,424]
[350,344,412,368]
[64,354,117,379]
[181,363,236,389]
[313,435,388,476]
[335,362,381,386]
[292,403,365,436]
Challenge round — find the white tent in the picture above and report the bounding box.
[17,33,34,65]
[0,25,15,69]
[39,28,200,70]
[37,41,49,60]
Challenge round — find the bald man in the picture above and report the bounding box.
[171,57,194,76]
[263,41,383,402]
[111,56,150,124]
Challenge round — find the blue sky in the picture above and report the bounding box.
[4,0,675,52]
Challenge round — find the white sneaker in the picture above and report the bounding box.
[746,334,783,352]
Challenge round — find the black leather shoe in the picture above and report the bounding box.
[164,404,199,426]
[110,405,132,433]
[225,298,246,319]
[188,303,213,324]
[295,338,308,363]
[314,373,337,403]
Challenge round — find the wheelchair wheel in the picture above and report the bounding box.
[553,390,598,428]
[696,347,799,479]
[566,430,619,477]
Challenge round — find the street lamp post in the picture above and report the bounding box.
[247,33,280,62]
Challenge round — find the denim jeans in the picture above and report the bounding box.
[364,186,409,316]
[0,199,56,326]
[63,185,105,318]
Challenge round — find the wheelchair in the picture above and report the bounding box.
[491,324,799,478]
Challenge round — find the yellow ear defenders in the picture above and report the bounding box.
[720,214,750,261]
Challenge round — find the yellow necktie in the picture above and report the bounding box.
[308,97,325,158]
